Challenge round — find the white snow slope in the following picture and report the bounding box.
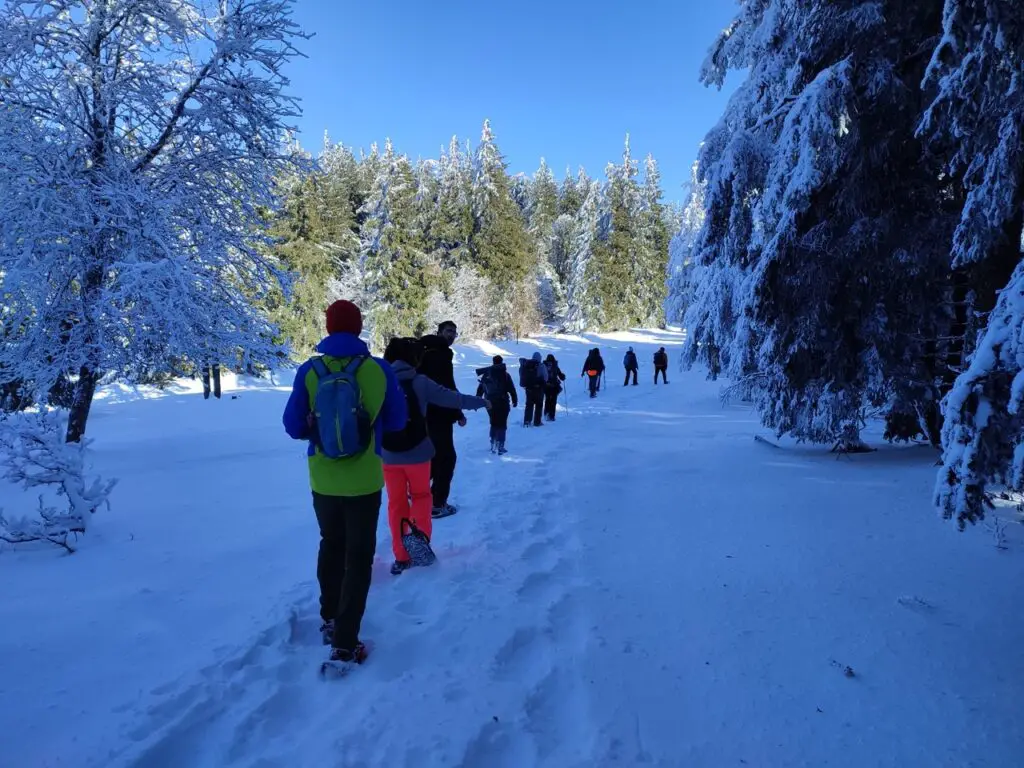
[2,330,1024,768]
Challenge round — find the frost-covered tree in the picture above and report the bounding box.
[529,159,561,320]
[430,136,474,270]
[565,178,602,331]
[469,120,538,337]
[685,0,955,450]
[0,0,305,442]
[637,154,670,327]
[358,139,432,350]
[590,136,642,330]
[666,156,706,326]
[924,2,1024,526]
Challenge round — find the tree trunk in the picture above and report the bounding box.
[65,366,100,443]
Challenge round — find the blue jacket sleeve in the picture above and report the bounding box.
[377,358,408,432]
[283,363,312,440]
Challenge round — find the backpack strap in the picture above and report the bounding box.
[310,356,330,379]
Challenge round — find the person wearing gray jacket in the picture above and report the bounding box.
[381,338,489,574]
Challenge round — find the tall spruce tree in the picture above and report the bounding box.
[359,139,430,350]
[923,2,1024,526]
[469,120,538,337]
[684,0,955,450]
[565,178,602,331]
[529,159,561,320]
[665,156,706,327]
[590,136,641,330]
[638,154,670,327]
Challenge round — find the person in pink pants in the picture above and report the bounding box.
[381,338,489,574]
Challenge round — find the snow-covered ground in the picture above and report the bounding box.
[2,330,1023,767]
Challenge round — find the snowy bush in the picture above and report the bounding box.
[0,411,116,552]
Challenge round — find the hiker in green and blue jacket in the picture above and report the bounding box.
[282,300,406,671]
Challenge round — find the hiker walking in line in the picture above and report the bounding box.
[654,347,670,384]
[418,320,465,518]
[543,354,566,421]
[581,348,605,398]
[282,300,407,675]
[519,351,548,427]
[382,338,489,576]
[476,355,518,454]
[623,346,639,386]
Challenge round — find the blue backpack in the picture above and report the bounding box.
[309,356,373,459]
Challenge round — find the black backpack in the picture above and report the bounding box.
[654,351,668,367]
[479,367,506,401]
[519,358,541,387]
[382,379,427,453]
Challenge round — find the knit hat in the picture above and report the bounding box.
[532,352,543,362]
[326,300,362,335]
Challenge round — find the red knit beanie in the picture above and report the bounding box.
[325,300,363,335]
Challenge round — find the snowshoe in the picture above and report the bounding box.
[401,518,437,567]
[391,559,412,576]
[319,619,335,646]
[319,642,369,680]
[431,504,457,519]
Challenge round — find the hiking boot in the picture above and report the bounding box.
[497,443,508,455]
[431,504,457,519]
[320,620,335,646]
[489,439,496,453]
[391,559,411,575]
[328,642,368,665]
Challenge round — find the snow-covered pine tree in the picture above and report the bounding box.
[432,136,475,269]
[267,137,363,358]
[565,178,602,331]
[590,136,642,330]
[923,1,1024,527]
[559,168,586,217]
[529,159,561,321]
[358,139,431,351]
[638,154,670,328]
[684,0,956,450]
[469,120,538,337]
[665,156,706,327]
[0,0,306,442]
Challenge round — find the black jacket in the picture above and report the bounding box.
[582,353,605,376]
[418,334,463,424]
[544,361,566,391]
[476,363,518,410]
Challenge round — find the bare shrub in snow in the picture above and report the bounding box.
[0,412,116,553]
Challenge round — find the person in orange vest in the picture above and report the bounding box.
[581,348,605,398]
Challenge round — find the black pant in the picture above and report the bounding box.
[312,491,381,651]
[624,368,638,386]
[524,387,544,426]
[489,406,510,443]
[543,389,559,420]
[655,366,668,384]
[428,419,456,508]
[587,374,600,397]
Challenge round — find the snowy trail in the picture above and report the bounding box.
[4,331,1024,767]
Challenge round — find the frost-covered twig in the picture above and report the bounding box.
[0,411,116,552]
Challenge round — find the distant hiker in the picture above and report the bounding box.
[476,355,518,454]
[282,300,407,675]
[418,320,464,518]
[623,347,639,386]
[581,348,605,398]
[382,337,489,575]
[519,351,548,427]
[654,347,669,384]
[543,354,567,421]
[201,362,221,399]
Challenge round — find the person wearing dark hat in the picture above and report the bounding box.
[282,300,407,674]
[417,320,464,518]
[542,353,566,421]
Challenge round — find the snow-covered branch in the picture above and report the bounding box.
[0,411,116,552]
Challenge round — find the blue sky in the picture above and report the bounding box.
[284,0,741,201]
